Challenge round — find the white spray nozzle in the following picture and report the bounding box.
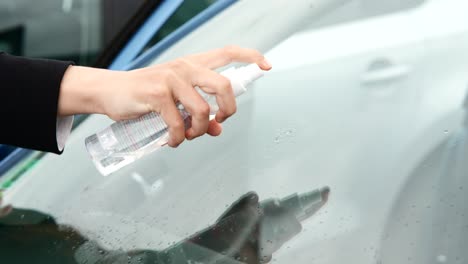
[221,64,265,97]
[239,64,265,85]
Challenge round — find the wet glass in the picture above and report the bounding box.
[2,0,468,263]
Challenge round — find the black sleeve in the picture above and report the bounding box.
[0,52,73,154]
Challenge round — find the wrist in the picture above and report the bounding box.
[59,66,109,116]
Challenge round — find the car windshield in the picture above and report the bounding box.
[2,0,468,263]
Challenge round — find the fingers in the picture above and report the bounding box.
[158,98,186,147]
[145,46,270,147]
[171,77,211,140]
[189,67,236,123]
[151,66,227,145]
[163,66,224,141]
[207,120,222,136]
[186,45,272,70]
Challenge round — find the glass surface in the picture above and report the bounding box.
[139,0,217,56]
[3,0,468,263]
[0,0,145,64]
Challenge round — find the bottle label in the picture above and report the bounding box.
[97,127,118,150]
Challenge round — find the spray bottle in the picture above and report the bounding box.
[85,64,265,176]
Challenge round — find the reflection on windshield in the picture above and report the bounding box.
[0,187,329,264]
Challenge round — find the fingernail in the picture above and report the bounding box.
[262,58,272,69]
[168,138,177,147]
[186,129,198,140]
[216,116,225,123]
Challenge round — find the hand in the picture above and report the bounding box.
[59,46,272,147]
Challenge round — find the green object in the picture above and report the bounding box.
[0,152,43,190]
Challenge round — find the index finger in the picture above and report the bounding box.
[185,45,272,70]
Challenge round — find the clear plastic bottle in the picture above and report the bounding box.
[85,64,265,176]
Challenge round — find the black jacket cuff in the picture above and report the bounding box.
[0,52,74,154]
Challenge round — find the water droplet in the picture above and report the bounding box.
[444,130,449,134]
[20,214,24,219]
[437,255,447,263]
